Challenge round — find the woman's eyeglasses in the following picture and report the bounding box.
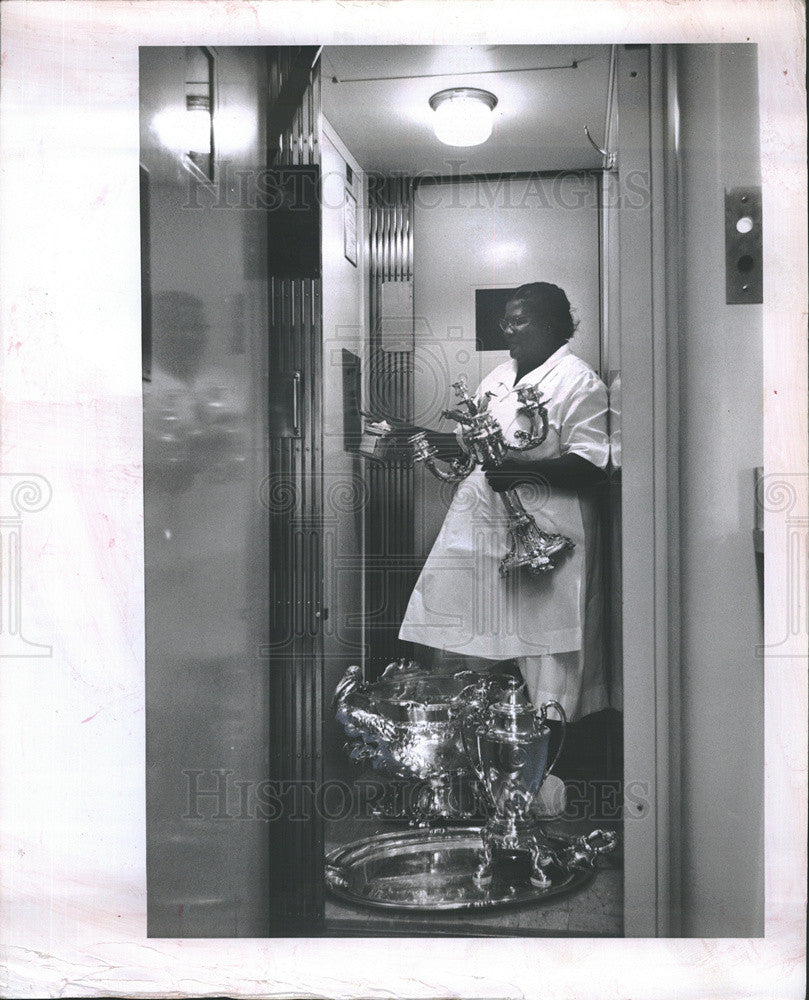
[499,317,532,334]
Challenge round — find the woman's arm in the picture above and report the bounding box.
[484,368,610,492]
[367,414,462,462]
[484,453,606,492]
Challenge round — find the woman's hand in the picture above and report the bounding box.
[483,460,538,493]
[364,415,463,463]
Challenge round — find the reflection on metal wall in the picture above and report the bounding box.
[141,46,273,938]
[366,176,416,678]
[266,50,325,929]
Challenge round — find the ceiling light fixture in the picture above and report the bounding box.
[429,87,498,147]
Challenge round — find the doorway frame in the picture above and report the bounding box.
[614,43,681,937]
[317,42,681,937]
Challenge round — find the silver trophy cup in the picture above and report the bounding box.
[463,677,567,888]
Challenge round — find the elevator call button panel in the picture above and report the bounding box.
[725,186,763,305]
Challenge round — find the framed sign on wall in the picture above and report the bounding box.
[475,287,517,351]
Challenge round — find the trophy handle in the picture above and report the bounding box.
[460,713,485,783]
[332,664,364,714]
[538,699,567,778]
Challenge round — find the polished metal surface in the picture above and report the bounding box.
[325,826,595,911]
[143,46,328,936]
[463,679,575,886]
[365,174,416,675]
[333,661,583,831]
[333,659,509,822]
[465,682,566,806]
[409,376,574,574]
[267,51,326,930]
[142,47,275,937]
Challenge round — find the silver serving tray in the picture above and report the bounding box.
[326,826,593,911]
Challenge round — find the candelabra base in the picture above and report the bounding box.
[473,815,557,888]
[498,488,575,576]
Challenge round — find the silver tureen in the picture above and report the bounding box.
[333,658,508,822]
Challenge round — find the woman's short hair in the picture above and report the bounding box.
[508,282,577,341]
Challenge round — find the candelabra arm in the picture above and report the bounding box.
[448,450,477,479]
[510,386,550,451]
[450,376,477,410]
[423,455,473,483]
[510,405,549,450]
[441,408,476,425]
[409,432,473,483]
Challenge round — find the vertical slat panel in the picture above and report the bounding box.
[266,47,323,930]
[310,59,324,918]
[365,175,415,678]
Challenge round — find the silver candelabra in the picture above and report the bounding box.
[409,377,574,575]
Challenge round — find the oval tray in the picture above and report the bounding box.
[325,825,594,912]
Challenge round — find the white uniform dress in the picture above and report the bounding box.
[399,343,610,722]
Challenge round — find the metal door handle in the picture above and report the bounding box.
[292,371,301,434]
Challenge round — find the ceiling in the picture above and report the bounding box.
[320,45,613,176]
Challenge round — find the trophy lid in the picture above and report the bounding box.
[344,659,501,724]
[487,677,546,737]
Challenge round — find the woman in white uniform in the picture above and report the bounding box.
[398,283,610,724]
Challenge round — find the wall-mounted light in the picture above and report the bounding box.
[152,47,216,180]
[428,87,498,147]
[153,104,210,155]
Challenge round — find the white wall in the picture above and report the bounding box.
[413,175,600,428]
[412,174,601,558]
[677,43,764,936]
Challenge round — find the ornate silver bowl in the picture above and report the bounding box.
[333,659,508,822]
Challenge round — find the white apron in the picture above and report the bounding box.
[399,344,610,720]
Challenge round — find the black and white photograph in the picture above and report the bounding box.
[140,40,763,939]
[0,0,806,996]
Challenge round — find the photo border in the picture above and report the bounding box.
[0,1,805,997]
